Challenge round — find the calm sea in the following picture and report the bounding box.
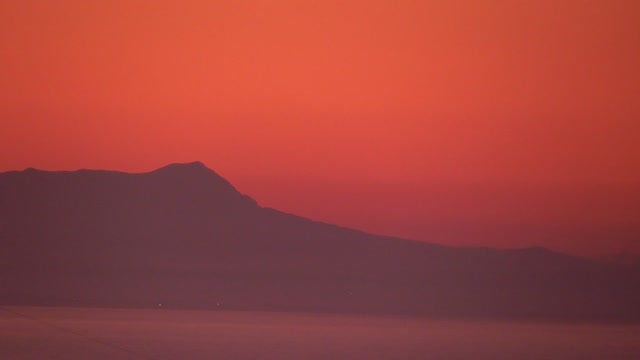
[1,306,639,359]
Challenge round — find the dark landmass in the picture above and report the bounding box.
[599,252,640,266]
[1,162,639,321]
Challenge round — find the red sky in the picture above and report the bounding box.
[1,0,639,257]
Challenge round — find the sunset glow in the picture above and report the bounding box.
[2,0,639,256]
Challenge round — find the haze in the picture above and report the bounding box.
[1,0,639,256]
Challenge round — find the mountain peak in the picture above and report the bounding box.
[147,161,258,207]
[154,161,210,172]
[151,161,228,180]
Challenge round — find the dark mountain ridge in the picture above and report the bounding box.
[1,162,639,321]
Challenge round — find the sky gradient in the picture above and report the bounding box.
[1,0,639,257]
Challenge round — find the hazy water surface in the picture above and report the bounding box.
[1,306,639,360]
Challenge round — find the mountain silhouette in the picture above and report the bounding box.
[1,162,638,321]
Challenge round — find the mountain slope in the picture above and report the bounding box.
[1,162,638,321]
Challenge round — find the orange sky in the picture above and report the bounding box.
[1,0,639,256]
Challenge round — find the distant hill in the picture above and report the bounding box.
[599,252,640,266]
[1,162,638,321]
